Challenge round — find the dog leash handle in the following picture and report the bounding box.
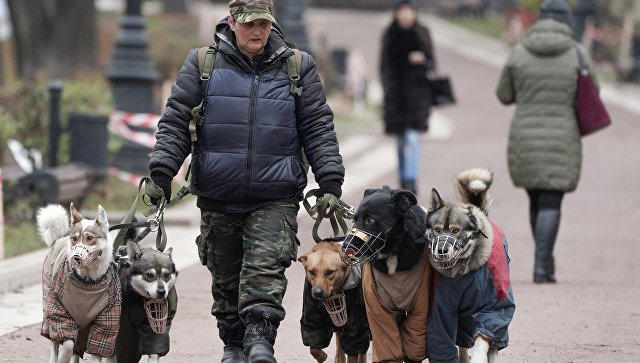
[303,189,353,243]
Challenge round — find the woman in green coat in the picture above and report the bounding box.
[496,0,599,283]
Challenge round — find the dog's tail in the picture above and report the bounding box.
[454,168,493,214]
[36,204,70,247]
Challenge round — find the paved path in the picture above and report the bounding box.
[1,6,640,363]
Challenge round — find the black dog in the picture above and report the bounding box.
[342,186,426,274]
[341,187,432,362]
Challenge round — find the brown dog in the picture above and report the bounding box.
[298,240,369,363]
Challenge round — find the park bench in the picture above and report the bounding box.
[2,146,92,216]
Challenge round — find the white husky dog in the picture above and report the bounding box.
[38,203,120,363]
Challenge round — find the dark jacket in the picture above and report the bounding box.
[300,278,370,356]
[428,223,516,363]
[116,287,177,361]
[149,20,344,213]
[380,20,434,135]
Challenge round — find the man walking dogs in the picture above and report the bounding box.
[148,1,345,362]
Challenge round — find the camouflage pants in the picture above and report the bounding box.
[197,201,300,323]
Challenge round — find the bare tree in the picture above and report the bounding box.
[6,0,96,80]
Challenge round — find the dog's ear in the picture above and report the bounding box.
[70,203,83,224]
[125,240,143,261]
[428,188,445,212]
[164,247,173,256]
[391,190,417,213]
[297,254,308,265]
[95,204,108,227]
[363,188,378,198]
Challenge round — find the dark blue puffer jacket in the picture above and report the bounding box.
[149,20,344,213]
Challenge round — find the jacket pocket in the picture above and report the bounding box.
[276,213,300,267]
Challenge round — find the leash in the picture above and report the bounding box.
[110,177,190,252]
[303,189,355,243]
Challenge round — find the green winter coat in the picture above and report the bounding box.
[496,19,598,192]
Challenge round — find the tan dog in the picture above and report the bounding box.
[298,240,369,363]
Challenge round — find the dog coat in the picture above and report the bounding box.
[363,249,431,363]
[300,268,370,356]
[116,286,178,361]
[41,259,122,358]
[427,222,516,363]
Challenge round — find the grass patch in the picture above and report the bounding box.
[83,175,148,211]
[329,93,382,133]
[447,15,506,39]
[3,222,42,258]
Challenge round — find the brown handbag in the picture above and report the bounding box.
[575,45,611,136]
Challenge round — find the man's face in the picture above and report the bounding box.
[229,16,272,57]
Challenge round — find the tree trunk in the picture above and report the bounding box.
[6,0,96,80]
[48,0,97,79]
[6,0,50,81]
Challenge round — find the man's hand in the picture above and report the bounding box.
[317,180,342,199]
[148,172,172,206]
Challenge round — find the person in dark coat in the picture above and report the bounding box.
[148,1,345,361]
[380,0,435,195]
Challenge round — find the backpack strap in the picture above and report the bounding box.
[285,45,303,96]
[189,41,218,146]
[282,45,310,173]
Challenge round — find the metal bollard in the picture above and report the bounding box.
[48,80,64,167]
[0,167,4,260]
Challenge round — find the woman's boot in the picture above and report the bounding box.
[533,209,560,283]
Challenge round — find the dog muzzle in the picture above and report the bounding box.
[322,293,347,327]
[71,245,101,267]
[144,299,169,334]
[340,227,385,266]
[428,234,465,270]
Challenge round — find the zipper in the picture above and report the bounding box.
[244,69,260,200]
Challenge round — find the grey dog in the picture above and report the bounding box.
[426,168,516,363]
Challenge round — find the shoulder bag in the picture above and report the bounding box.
[575,45,611,136]
[428,71,456,107]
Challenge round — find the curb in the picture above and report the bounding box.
[0,248,48,294]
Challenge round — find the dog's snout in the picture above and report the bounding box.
[312,288,325,300]
[72,255,82,262]
[157,287,166,297]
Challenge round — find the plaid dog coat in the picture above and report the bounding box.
[41,258,121,358]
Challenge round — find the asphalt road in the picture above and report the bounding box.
[1,6,639,363]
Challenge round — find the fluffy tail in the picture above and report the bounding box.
[36,204,70,247]
[454,168,493,214]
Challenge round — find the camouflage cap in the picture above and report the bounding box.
[229,0,275,24]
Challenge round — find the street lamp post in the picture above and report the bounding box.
[275,0,310,53]
[105,0,160,174]
[106,0,159,114]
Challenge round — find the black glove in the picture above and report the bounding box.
[149,172,172,206]
[317,180,342,198]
